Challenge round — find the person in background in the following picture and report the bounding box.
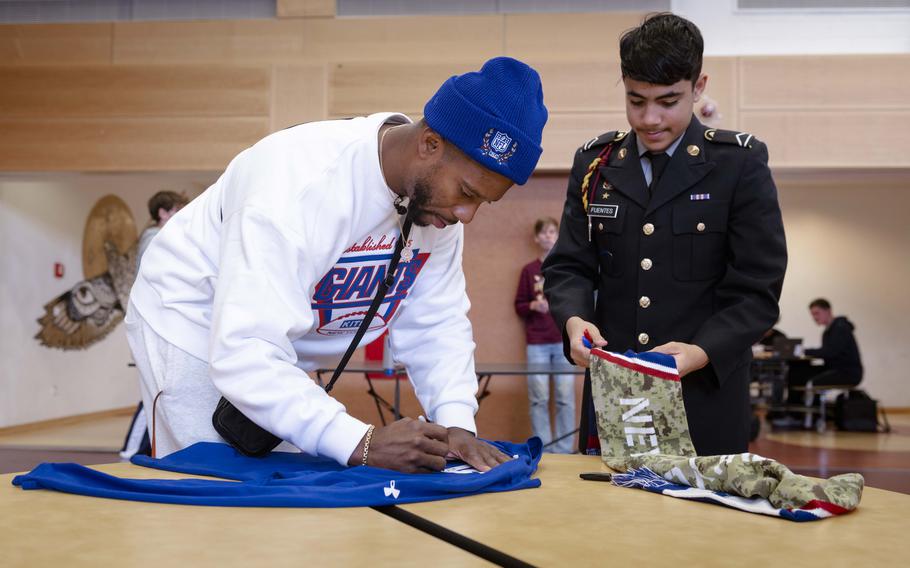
[804,298,863,384]
[120,190,189,460]
[138,191,189,262]
[514,217,575,453]
[783,298,864,427]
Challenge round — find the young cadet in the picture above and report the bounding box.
[543,13,787,456]
[127,57,548,472]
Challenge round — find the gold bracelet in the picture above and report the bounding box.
[362,424,375,466]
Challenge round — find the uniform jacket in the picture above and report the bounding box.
[543,116,787,455]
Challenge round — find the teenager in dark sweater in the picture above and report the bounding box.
[804,298,863,383]
[785,298,863,425]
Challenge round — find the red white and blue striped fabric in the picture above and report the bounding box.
[590,349,680,381]
[611,467,850,522]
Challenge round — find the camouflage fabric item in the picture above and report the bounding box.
[590,349,696,460]
[607,453,864,512]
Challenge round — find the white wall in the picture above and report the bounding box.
[0,172,213,428]
[775,170,910,406]
[674,0,910,55]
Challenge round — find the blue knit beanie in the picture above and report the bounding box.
[423,57,548,185]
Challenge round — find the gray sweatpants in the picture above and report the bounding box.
[124,300,223,457]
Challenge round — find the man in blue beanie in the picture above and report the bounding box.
[127,57,548,473]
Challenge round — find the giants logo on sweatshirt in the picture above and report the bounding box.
[311,234,429,335]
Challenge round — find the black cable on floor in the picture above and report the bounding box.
[372,505,536,568]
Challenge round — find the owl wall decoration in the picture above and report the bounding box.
[35,195,138,350]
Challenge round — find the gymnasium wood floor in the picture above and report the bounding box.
[1,411,908,494]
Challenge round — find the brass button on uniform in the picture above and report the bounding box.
[639,296,651,308]
[697,222,706,232]
[642,223,655,236]
[638,333,650,345]
[640,258,653,271]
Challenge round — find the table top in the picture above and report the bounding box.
[0,462,485,568]
[8,455,904,567]
[400,454,910,567]
[472,363,584,376]
[752,353,824,365]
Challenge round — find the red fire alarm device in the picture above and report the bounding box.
[54,262,64,279]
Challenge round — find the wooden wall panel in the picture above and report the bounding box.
[0,117,268,171]
[0,23,112,65]
[538,112,627,171]
[329,60,624,125]
[302,15,503,63]
[328,60,625,157]
[329,62,468,117]
[112,20,306,64]
[1,19,909,170]
[462,174,583,442]
[271,64,327,131]
[740,111,910,168]
[740,55,910,110]
[700,57,739,130]
[0,66,270,118]
[504,12,643,62]
[278,0,335,18]
[534,61,624,113]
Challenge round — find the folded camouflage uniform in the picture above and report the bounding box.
[589,349,696,458]
[606,452,864,522]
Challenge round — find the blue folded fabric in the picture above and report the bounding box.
[622,349,678,370]
[12,438,542,508]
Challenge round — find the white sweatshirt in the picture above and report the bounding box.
[130,113,479,466]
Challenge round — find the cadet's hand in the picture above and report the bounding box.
[566,316,607,368]
[530,298,550,313]
[649,342,709,378]
[348,417,449,473]
[446,427,512,472]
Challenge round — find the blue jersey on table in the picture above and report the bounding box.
[13,439,542,507]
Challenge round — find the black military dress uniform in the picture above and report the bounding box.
[543,116,787,456]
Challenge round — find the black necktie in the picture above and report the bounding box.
[645,151,670,193]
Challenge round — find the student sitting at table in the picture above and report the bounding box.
[784,298,864,427]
